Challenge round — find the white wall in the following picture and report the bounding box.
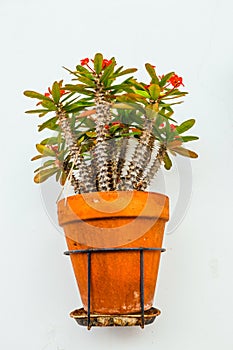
[1,0,233,349]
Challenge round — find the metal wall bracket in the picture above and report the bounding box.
[64,247,165,330]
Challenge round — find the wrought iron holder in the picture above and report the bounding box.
[64,247,166,330]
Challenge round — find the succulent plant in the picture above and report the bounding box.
[24,53,198,194]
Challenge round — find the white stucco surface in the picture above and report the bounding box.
[1,0,232,349]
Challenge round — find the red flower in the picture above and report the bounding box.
[80,58,89,66]
[112,121,121,126]
[102,59,112,69]
[151,65,156,69]
[104,124,110,129]
[144,84,151,90]
[44,92,50,97]
[170,124,176,131]
[60,89,66,96]
[168,74,184,87]
[159,123,165,128]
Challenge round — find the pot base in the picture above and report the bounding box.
[70,307,161,329]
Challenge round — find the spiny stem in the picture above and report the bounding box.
[124,117,155,190]
[136,144,167,191]
[116,137,129,190]
[56,110,95,193]
[93,76,115,191]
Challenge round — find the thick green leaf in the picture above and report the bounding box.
[38,117,59,131]
[60,171,68,185]
[172,146,198,158]
[76,64,90,73]
[115,68,137,77]
[114,66,123,75]
[78,76,95,86]
[24,90,52,101]
[100,62,115,85]
[41,100,56,110]
[52,81,61,104]
[56,169,62,182]
[94,53,103,74]
[75,65,93,79]
[145,63,159,84]
[149,84,160,100]
[31,154,44,161]
[180,136,199,142]
[129,79,146,90]
[65,84,94,96]
[34,167,58,183]
[34,159,56,173]
[176,119,195,134]
[64,103,89,113]
[86,131,96,138]
[41,137,60,145]
[163,151,172,170]
[25,109,50,115]
[135,89,150,98]
[36,144,56,156]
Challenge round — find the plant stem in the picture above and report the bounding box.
[93,76,115,191]
[124,117,155,190]
[56,110,95,193]
[136,144,166,191]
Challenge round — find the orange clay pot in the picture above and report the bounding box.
[57,191,169,315]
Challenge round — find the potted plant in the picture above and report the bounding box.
[24,53,198,325]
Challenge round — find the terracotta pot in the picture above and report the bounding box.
[57,191,169,315]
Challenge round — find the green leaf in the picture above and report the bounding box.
[115,68,137,77]
[135,89,150,98]
[52,81,61,104]
[41,137,60,145]
[64,103,89,113]
[94,53,103,74]
[60,171,68,185]
[180,136,199,142]
[25,109,50,115]
[114,66,123,75]
[163,151,172,170]
[75,65,93,78]
[129,79,146,90]
[176,119,196,134]
[145,63,159,84]
[34,167,58,183]
[41,100,56,110]
[86,131,96,138]
[23,90,52,101]
[56,169,62,182]
[159,72,174,87]
[65,84,94,96]
[34,159,56,173]
[31,154,44,161]
[148,84,160,100]
[38,117,59,132]
[120,93,147,103]
[78,76,95,86]
[36,144,56,156]
[77,135,85,145]
[172,146,198,158]
[100,62,115,85]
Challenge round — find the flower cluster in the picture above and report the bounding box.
[80,57,112,70]
[168,74,184,87]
